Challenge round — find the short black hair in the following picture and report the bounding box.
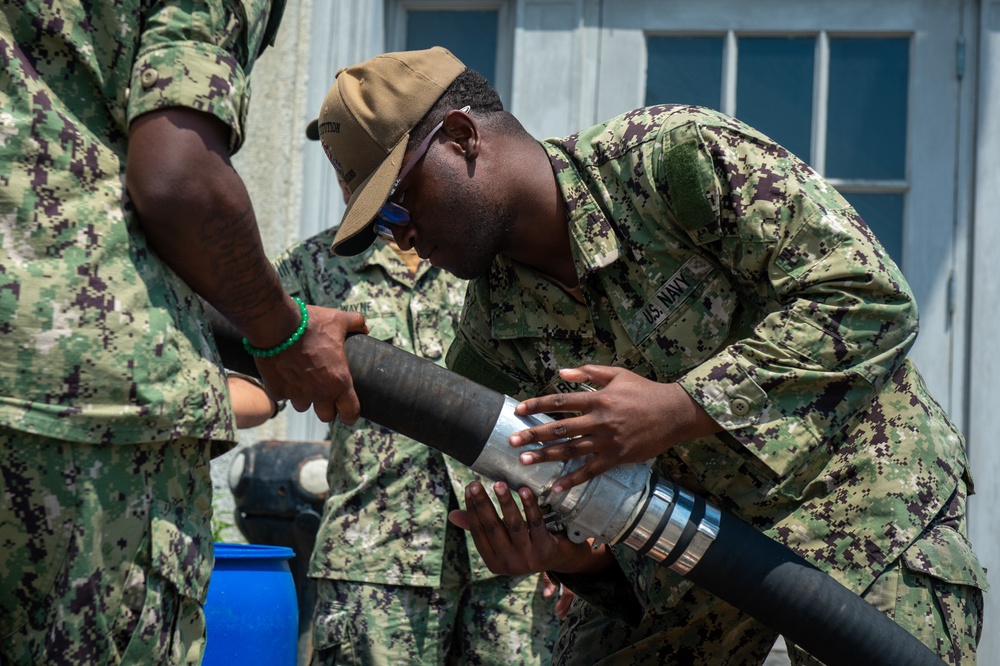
[407,68,522,149]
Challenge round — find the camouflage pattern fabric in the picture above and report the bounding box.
[0,430,215,665]
[311,519,557,666]
[274,235,558,661]
[0,1,280,664]
[447,105,987,662]
[0,0,282,444]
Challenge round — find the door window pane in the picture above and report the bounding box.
[736,37,814,162]
[826,38,909,180]
[844,193,904,264]
[645,36,723,110]
[406,11,499,84]
[643,33,909,271]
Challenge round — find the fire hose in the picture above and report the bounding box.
[213,313,945,666]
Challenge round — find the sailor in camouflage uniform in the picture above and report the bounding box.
[0,2,366,664]
[316,47,987,665]
[267,229,559,665]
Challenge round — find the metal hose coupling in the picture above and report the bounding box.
[620,475,722,573]
[470,396,721,573]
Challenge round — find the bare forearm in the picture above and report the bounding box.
[127,108,299,347]
[228,375,278,428]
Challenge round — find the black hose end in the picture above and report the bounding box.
[686,512,946,666]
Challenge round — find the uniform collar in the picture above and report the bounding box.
[541,139,623,277]
[478,140,622,340]
[351,239,431,287]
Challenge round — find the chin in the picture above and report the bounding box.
[452,257,497,280]
[440,265,475,280]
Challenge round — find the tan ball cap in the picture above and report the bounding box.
[316,47,466,256]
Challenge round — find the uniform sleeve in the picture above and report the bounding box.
[127,0,277,153]
[662,119,918,479]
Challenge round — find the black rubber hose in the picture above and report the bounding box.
[339,336,945,666]
[687,507,944,666]
[343,335,502,466]
[212,331,944,665]
[209,323,501,466]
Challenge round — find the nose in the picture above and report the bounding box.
[392,224,417,251]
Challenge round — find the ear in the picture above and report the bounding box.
[440,108,480,161]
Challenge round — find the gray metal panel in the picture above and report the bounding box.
[511,0,601,138]
[968,1,1000,662]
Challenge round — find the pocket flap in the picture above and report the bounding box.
[312,600,350,650]
[150,501,214,602]
[365,317,397,343]
[901,525,989,592]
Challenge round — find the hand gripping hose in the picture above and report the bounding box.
[340,335,945,666]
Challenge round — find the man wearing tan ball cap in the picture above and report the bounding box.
[310,44,986,665]
[316,46,466,257]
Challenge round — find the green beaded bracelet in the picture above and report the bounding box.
[242,297,310,358]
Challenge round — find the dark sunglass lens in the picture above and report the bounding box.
[377,201,409,226]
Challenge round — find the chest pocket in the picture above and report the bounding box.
[365,317,399,346]
[617,254,737,380]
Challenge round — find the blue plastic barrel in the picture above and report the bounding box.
[203,543,298,666]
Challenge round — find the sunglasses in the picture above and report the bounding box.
[375,106,471,240]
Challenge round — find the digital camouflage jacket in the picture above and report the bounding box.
[447,104,987,616]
